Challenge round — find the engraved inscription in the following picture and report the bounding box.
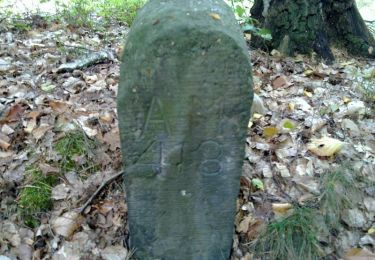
[219,118,240,138]
[141,97,171,139]
[199,160,222,176]
[199,141,221,159]
[133,141,183,177]
[197,140,222,176]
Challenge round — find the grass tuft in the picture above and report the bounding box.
[319,166,356,229]
[253,206,320,260]
[55,130,97,174]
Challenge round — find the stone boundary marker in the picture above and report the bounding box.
[118,0,253,259]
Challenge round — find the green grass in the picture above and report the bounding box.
[251,165,362,259]
[98,0,146,26]
[18,166,59,228]
[319,165,360,229]
[55,130,97,174]
[253,206,320,260]
[55,0,145,28]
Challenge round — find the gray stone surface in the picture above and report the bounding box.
[117,0,253,259]
[342,209,367,228]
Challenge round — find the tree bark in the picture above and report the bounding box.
[250,0,375,62]
[323,0,375,57]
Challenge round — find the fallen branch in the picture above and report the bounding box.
[57,50,115,73]
[79,171,124,214]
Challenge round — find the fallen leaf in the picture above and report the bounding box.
[52,211,83,238]
[307,136,344,156]
[101,245,128,260]
[40,83,56,92]
[52,184,70,200]
[270,49,281,57]
[99,112,113,123]
[263,126,278,138]
[208,13,221,20]
[0,133,11,150]
[275,162,290,177]
[49,100,69,113]
[84,74,98,84]
[251,178,264,190]
[1,124,14,135]
[236,215,253,233]
[280,119,296,132]
[0,151,13,158]
[32,125,53,140]
[103,128,120,151]
[330,103,339,112]
[343,96,351,104]
[272,75,292,88]
[272,203,293,214]
[95,200,116,215]
[0,104,25,123]
[253,113,263,119]
[39,163,60,174]
[304,69,314,76]
[24,111,41,133]
[344,247,375,260]
[304,90,313,97]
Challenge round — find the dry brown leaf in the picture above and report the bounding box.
[344,247,375,260]
[0,103,26,123]
[0,151,13,158]
[32,125,53,140]
[52,211,83,238]
[103,128,120,151]
[236,215,253,233]
[272,75,292,88]
[246,218,264,240]
[24,111,41,133]
[95,200,116,215]
[0,133,11,150]
[99,112,113,123]
[39,163,60,174]
[49,100,69,113]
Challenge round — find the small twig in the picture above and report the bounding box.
[79,171,124,214]
[63,44,96,52]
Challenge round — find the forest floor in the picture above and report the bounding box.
[0,17,375,260]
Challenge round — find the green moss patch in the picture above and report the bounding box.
[18,166,59,228]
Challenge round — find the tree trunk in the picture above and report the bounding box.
[323,0,374,57]
[250,0,375,62]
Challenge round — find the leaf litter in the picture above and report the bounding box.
[0,15,374,260]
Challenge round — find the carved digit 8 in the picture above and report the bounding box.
[198,141,222,176]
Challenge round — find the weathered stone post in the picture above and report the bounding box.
[118,0,253,258]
